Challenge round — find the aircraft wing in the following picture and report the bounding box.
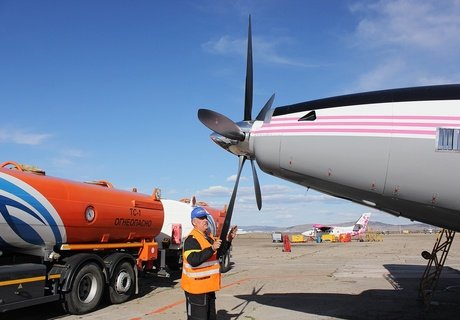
[312,224,333,232]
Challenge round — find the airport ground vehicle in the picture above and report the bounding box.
[272,232,282,243]
[0,161,227,314]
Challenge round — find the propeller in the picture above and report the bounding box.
[197,109,245,141]
[198,15,276,244]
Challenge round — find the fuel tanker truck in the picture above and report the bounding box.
[0,161,229,314]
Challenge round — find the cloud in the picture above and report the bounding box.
[354,58,406,90]
[195,182,339,210]
[275,212,294,219]
[52,148,86,168]
[59,148,85,158]
[0,129,51,145]
[202,35,309,67]
[196,185,232,198]
[348,0,460,89]
[202,35,244,56]
[226,174,247,182]
[351,0,460,52]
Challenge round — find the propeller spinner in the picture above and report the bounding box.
[197,15,275,245]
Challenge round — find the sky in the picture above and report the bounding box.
[2,0,460,228]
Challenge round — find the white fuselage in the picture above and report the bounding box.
[250,87,460,232]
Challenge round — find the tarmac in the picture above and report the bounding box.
[4,233,460,320]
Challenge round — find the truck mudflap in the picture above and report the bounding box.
[0,263,60,312]
[56,253,106,293]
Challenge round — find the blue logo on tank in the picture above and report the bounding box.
[0,174,63,248]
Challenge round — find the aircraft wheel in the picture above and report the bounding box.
[64,262,104,315]
[108,261,135,304]
[220,250,231,273]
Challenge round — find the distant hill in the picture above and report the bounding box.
[239,221,438,234]
[237,225,280,233]
[366,221,438,233]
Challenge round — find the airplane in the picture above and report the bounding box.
[302,212,371,239]
[197,15,460,247]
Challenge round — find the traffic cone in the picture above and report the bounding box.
[283,234,291,252]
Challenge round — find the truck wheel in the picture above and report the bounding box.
[220,250,231,273]
[64,263,104,315]
[108,261,135,304]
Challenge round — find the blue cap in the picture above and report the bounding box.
[191,206,208,220]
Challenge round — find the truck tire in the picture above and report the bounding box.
[63,262,104,315]
[108,261,135,304]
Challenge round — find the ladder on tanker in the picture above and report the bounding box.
[418,228,456,308]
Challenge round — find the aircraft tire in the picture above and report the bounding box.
[63,262,104,315]
[108,261,135,304]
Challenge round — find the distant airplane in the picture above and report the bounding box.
[302,213,371,238]
[198,16,460,253]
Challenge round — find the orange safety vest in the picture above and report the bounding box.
[181,229,221,294]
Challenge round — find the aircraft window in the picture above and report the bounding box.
[437,128,460,151]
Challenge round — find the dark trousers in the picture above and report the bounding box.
[185,291,216,320]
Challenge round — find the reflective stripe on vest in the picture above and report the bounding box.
[181,229,221,294]
[182,263,220,278]
[184,259,219,270]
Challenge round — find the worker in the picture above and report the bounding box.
[181,206,237,320]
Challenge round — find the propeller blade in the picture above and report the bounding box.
[244,15,253,121]
[250,159,262,210]
[219,155,246,244]
[255,93,275,121]
[198,109,245,141]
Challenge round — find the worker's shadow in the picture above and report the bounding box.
[216,285,265,320]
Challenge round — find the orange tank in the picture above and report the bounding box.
[0,161,164,250]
